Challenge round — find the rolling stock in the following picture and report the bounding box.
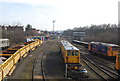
[72,40,120,75]
[72,40,89,49]
[2,40,35,59]
[73,40,119,56]
[0,39,42,81]
[61,40,81,69]
[33,36,45,41]
[25,38,34,42]
[88,42,119,56]
[61,40,88,78]
[0,39,10,50]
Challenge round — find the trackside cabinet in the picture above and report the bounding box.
[116,54,120,75]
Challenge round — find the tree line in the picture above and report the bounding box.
[1,24,39,46]
[62,24,119,44]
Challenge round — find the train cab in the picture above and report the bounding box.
[66,48,80,70]
[111,46,120,56]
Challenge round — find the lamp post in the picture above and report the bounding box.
[53,20,56,38]
[0,26,2,54]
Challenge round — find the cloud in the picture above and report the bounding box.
[0,0,63,6]
[0,0,119,30]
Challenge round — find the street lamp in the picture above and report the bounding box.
[53,20,56,36]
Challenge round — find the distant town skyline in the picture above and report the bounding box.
[0,0,119,31]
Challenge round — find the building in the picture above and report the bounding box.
[6,25,24,32]
[72,31,86,41]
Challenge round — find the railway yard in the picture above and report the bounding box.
[1,1,120,81]
[0,39,120,81]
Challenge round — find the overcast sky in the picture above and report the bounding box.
[0,0,119,31]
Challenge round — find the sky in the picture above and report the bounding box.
[0,0,119,31]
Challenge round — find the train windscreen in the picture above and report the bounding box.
[67,51,79,56]
[112,46,119,51]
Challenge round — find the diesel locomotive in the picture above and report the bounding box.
[61,40,87,79]
[88,42,119,56]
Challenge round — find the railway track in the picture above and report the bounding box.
[73,43,115,68]
[80,50,119,77]
[80,51,116,72]
[86,54,117,72]
[41,52,46,81]
[86,52,115,69]
[32,40,60,81]
[82,54,118,80]
[76,44,116,70]
[72,42,119,80]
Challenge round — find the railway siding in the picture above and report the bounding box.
[33,53,43,79]
[32,40,65,81]
[8,41,51,80]
[32,41,56,80]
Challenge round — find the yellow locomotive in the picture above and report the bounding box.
[61,40,80,69]
[61,40,87,78]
